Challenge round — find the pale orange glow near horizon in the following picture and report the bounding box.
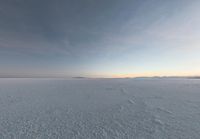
[102,71,200,78]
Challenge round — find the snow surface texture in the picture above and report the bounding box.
[0,78,200,139]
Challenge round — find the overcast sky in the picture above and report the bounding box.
[0,0,200,77]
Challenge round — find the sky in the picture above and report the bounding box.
[0,0,200,78]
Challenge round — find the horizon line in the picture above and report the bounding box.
[0,75,200,79]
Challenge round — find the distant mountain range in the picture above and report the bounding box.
[134,76,200,79]
[0,75,200,79]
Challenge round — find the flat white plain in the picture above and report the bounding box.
[0,78,200,139]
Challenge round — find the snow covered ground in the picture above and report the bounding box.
[0,78,200,139]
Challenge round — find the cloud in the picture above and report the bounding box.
[0,0,200,76]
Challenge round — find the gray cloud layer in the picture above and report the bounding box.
[0,0,199,77]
